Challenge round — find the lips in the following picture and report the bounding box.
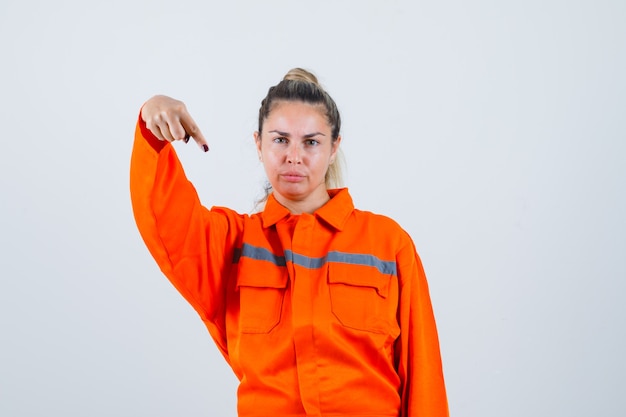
[281,171,305,182]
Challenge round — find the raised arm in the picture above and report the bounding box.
[130,96,239,359]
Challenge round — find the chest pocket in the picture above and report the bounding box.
[328,264,400,336]
[236,265,289,334]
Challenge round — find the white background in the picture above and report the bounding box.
[1,0,624,416]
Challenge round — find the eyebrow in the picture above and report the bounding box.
[268,130,326,138]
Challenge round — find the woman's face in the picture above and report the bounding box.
[255,100,341,213]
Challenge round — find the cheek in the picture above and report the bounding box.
[262,151,282,170]
[314,151,332,167]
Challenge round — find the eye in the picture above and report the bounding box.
[273,137,288,144]
[305,139,320,146]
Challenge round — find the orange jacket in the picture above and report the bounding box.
[130,117,448,417]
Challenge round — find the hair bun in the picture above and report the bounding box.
[283,68,319,85]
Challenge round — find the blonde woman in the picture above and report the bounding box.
[131,68,448,417]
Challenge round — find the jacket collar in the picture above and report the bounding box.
[261,188,354,231]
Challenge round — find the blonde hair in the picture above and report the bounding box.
[256,68,345,206]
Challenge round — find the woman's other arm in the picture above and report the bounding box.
[395,237,449,417]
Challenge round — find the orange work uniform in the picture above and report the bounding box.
[130,117,449,417]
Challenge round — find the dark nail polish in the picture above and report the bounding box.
[184,134,190,143]
[202,144,209,152]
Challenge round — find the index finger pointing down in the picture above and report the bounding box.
[181,116,209,152]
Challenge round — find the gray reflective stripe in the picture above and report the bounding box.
[284,250,326,269]
[326,251,396,275]
[238,243,287,266]
[235,243,396,275]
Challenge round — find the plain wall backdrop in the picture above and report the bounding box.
[1,0,624,416]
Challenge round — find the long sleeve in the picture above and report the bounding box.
[129,115,241,361]
[395,238,449,417]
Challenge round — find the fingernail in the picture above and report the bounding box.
[184,134,190,143]
[202,144,209,152]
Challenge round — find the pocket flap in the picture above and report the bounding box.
[236,262,289,289]
[328,264,391,298]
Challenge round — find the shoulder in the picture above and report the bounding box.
[208,205,259,231]
[349,208,415,250]
[210,205,249,218]
[352,208,408,233]
[341,190,409,237]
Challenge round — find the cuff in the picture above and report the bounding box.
[138,111,169,152]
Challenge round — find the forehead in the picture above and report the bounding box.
[264,101,330,132]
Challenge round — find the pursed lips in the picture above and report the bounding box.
[281,171,306,182]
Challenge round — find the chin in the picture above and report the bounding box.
[275,185,309,200]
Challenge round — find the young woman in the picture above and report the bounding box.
[130,68,448,416]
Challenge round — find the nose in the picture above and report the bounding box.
[286,143,301,164]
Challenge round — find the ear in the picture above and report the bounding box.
[254,131,262,160]
[330,135,342,163]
